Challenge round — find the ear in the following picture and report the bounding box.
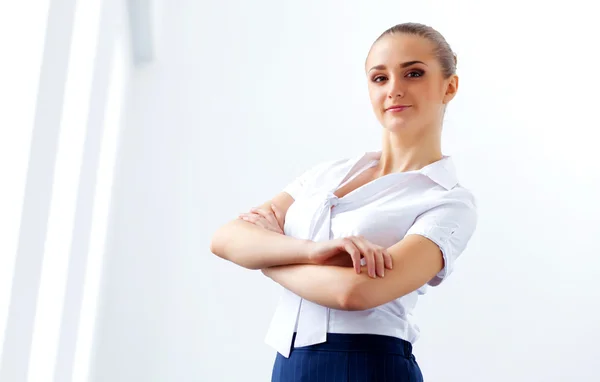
[443,75,459,104]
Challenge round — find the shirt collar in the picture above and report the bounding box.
[420,156,458,190]
[363,151,459,190]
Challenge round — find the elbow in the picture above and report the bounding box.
[209,229,226,258]
[209,229,234,263]
[209,229,260,270]
[209,237,222,258]
[337,283,370,311]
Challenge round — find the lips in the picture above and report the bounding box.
[385,105,411,112]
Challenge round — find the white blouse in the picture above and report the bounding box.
[264,150,478,358]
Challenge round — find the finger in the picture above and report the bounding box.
[251,207,279,228]
[239,212,260,220]
[374,249,385,278]
[259,206,284,233]
[239,213,263,226]
[242,213,282,234]
[353,237,376,278]
[271,204,284,227]
[341,240,362,274]
[383,249,393,270]
[365,250,376,278]
[239,214,256,223]
[352,237,376,278]
[247,209,274,226]
[249,207,270,219]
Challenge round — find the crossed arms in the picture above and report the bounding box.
[209,192,444,311]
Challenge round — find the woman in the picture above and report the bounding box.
[210,22,478,381]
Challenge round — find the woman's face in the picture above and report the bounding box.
[365,33,458,134]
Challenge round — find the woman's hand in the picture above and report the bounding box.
[239,206,392,277]
[238,204,284,235]
[308,236,393,278]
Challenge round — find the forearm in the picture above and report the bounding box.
[264,235,447,311]
[210,219,313,269]
[263,264,365,311]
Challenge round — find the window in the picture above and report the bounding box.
[0,1,52,364]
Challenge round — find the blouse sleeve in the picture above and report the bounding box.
[405,192,478,286]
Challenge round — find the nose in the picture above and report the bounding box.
[387,78,404,99]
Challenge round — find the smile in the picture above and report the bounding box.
[385,105,412,112]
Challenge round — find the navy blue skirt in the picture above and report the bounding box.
[271,333,423,382]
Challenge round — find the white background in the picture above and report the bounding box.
[1,0,599,381]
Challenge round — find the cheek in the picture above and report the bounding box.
[368,87,386,109]
[412,84,442,109]
[426,81,447,103]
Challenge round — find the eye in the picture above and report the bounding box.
[372,75,387,83]
[406,69,425,78]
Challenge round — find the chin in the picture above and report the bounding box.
[382,119,410,132]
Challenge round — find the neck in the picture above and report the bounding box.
[376,127,443,175]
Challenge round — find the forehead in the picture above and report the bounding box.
[366,34,438,69]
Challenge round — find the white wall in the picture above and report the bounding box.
[93,1,600,381]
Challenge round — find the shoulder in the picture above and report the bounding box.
[436,184,478,224]
[447,184,478,210]
[413,183,478,232]
[406,183,479,286]
[432,184,479,241]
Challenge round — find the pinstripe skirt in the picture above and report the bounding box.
[271,333,423,382]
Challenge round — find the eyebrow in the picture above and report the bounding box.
[368,60,427,72]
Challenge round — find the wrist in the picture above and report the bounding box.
[302,240,318,264]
